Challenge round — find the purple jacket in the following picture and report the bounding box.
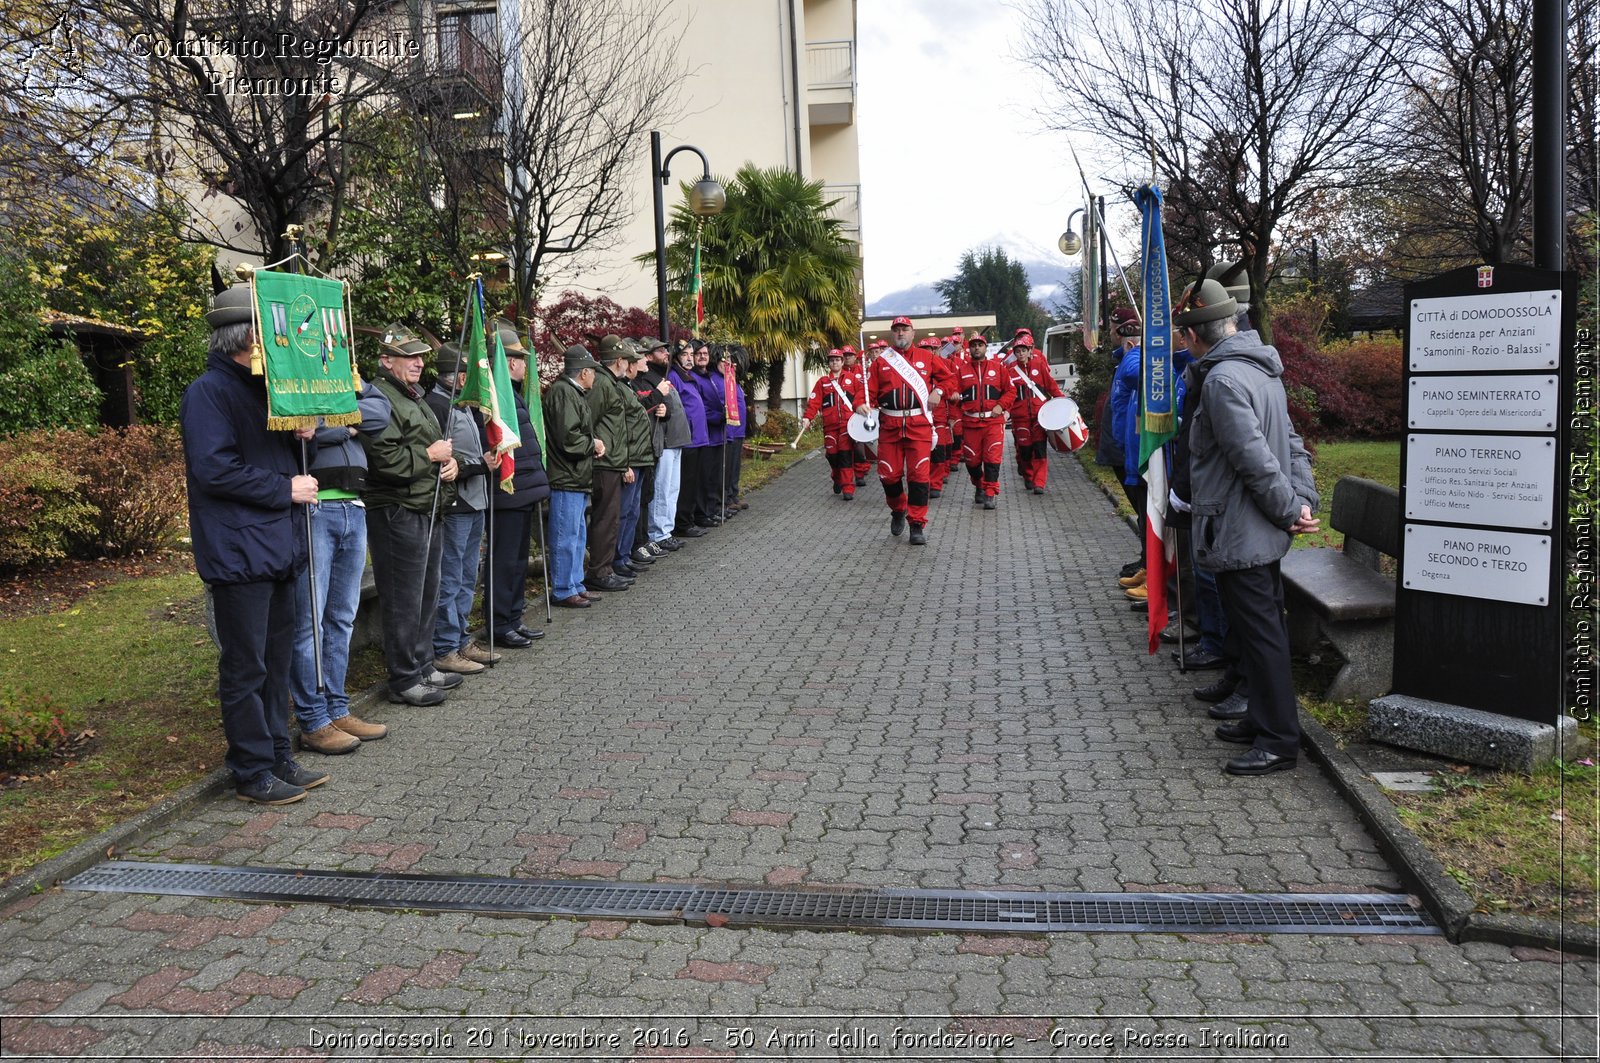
[693,368,726,446]
[670,367,709,448]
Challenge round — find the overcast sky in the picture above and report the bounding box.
[856,0,1113,302]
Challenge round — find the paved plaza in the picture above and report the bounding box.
[2,449,1596,1061]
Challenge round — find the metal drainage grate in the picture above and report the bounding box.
[65,862,1438,936]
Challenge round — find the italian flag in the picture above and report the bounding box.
[457,279,521,492]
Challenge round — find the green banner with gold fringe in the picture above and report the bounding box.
[250,268,360,429]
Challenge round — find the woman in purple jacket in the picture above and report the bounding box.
[718,345,749,512]
[691,342,727,525]
[670,342,711,537]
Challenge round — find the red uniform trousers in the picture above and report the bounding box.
[929,404,955,492]
[821,420,856,496]
[948,417,964,471]
[1011,403,1050,489]
[877,412,933,526]
[962,415,1007,497]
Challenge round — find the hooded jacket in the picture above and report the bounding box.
[1188,329,1318,572]
[180,351,305,586]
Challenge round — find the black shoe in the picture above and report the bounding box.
[1214,721,1258,745]
[496,630,534,648]
[855,477,867,487]
[703,514,723,526]
[929,488,942,499]
[841,491,854,500]
[982,497,997,511]
[1031,486,1045,495]
[235,773,306,805]
[590,575,632,592]
[1174,649,1226,670]
[678,526,707,538]
[890,512,906,537]
[973,486,985,504]
[613,563,638,578]
[908,524,927,545]
[630,547,656,565]
[1193,676,1238,702]
[1207,690,1249,720]
[834,482,843,494]
[1226,747,1298,775]
[1119,559,1143,579]
[274,759,330,790]
[515,625,546,640]
[656,538,682,552]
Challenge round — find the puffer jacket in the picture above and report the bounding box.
[491,388,551,510]
[1108,343,1142,484]
[1189,329,1318,572]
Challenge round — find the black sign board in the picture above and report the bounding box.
[1395,263,1573,724]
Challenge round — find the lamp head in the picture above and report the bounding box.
[689,177,726,216]
[1058,230,1083,256]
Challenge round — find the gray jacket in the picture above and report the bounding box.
[427,384,489,512]
[1189,330,1318,572]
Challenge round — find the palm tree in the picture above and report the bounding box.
[649,164,862,409]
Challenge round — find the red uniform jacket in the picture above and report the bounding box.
[957,358,1019,419]
[1005,351,1063,423]
[803,372,862,429]
[864,347,958,415]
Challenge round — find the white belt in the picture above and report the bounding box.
[964,410,1002,419]
[880,409,921,419]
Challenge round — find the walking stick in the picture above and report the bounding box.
[1173,523,1188,672]
[484,470,495,658]
[535,499,552,623]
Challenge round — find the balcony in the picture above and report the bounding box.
[822,182,860,242]
[412,18,501,119]
[805,39,855,127]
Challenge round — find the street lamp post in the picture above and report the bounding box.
[1058,208,1086,257]
[651,130,726,342]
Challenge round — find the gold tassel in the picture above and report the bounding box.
[1144,411,1175,435]
[250,341,265,376]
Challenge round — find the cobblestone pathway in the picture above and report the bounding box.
[2,448,1595,1060]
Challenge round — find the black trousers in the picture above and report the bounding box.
[724,440,744,501]
[675,446,702,532]
[367,504,445,695]
[695,444,722,522]
[1215,561,1299,758]
[210,577,296,784]
[1121,480,1148,561]
[488,504,535,637]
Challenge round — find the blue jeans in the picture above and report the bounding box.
[289,500,367,732]
[615,473,643,567]
[649,448,682,541]
[1191,534,1229,656]
[548,489,589,600]
[433,509,485,658]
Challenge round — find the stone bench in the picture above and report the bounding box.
[1280,476,1399,703]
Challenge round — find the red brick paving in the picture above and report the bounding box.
[675,960,774,985]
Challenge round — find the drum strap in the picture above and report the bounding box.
[829,376,852,408]
[1011,362,1047,404]
[879,347,934,424]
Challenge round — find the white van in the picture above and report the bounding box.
[1042,324,1080,396]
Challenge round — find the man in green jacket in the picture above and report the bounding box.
[543,344,605,608]
[585,335,635,593]
[362,324,463,706]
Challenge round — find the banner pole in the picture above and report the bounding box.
[283,224,326,695]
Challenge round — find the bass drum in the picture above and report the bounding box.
[847,411,879,443]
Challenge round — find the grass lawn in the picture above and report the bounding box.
[0,560,223,881]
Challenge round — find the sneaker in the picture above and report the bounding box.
[678,526,708,538]
[653,539,680,553]
[332,714,388,741]
[297,722,360,756]
[424,669,465,689]
[929,488,942,499]
[389,683,446,706]
[274,758,330,790]
[434,651,486,675]
[644,543,667,558]
[631,547,657,564]
[461,642,503,665]
[235,773,305,805]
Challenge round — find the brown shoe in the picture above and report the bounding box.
[331,714,388,741]
[1118,568,1147,588]
[1124,583,1149,601]
[461,641,503,665]
[434,651,486,675]
[297,723,360,756]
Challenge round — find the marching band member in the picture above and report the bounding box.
[856,317,957,545]
[840,344,871,487]
[798,348,862,499]
[956,333,1017,509]
[1004,327,1064,494]
[923,338,957,499]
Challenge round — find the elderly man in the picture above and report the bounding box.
[1177,279,1319,776]
[485,321,552,646]
[182,284,325,804]
[543,344,606,608]
[425,341,492,676]
[587,335,636,592]
[362,324,462,707]
[637,337,687,556]
[855,315,956,545]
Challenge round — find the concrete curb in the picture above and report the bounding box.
[1301,713,1600,957]
[1076,454,1599,957]
[0,685,386,913]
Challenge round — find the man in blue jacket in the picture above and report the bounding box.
[181,284,325,806]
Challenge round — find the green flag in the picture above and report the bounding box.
[250,268,359,429]
[457,281,521,492]
[521,324,545,453]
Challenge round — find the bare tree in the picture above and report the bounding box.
[1018,0,1392,337]
[1571,0,1599,223]
[420,0,684,317]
